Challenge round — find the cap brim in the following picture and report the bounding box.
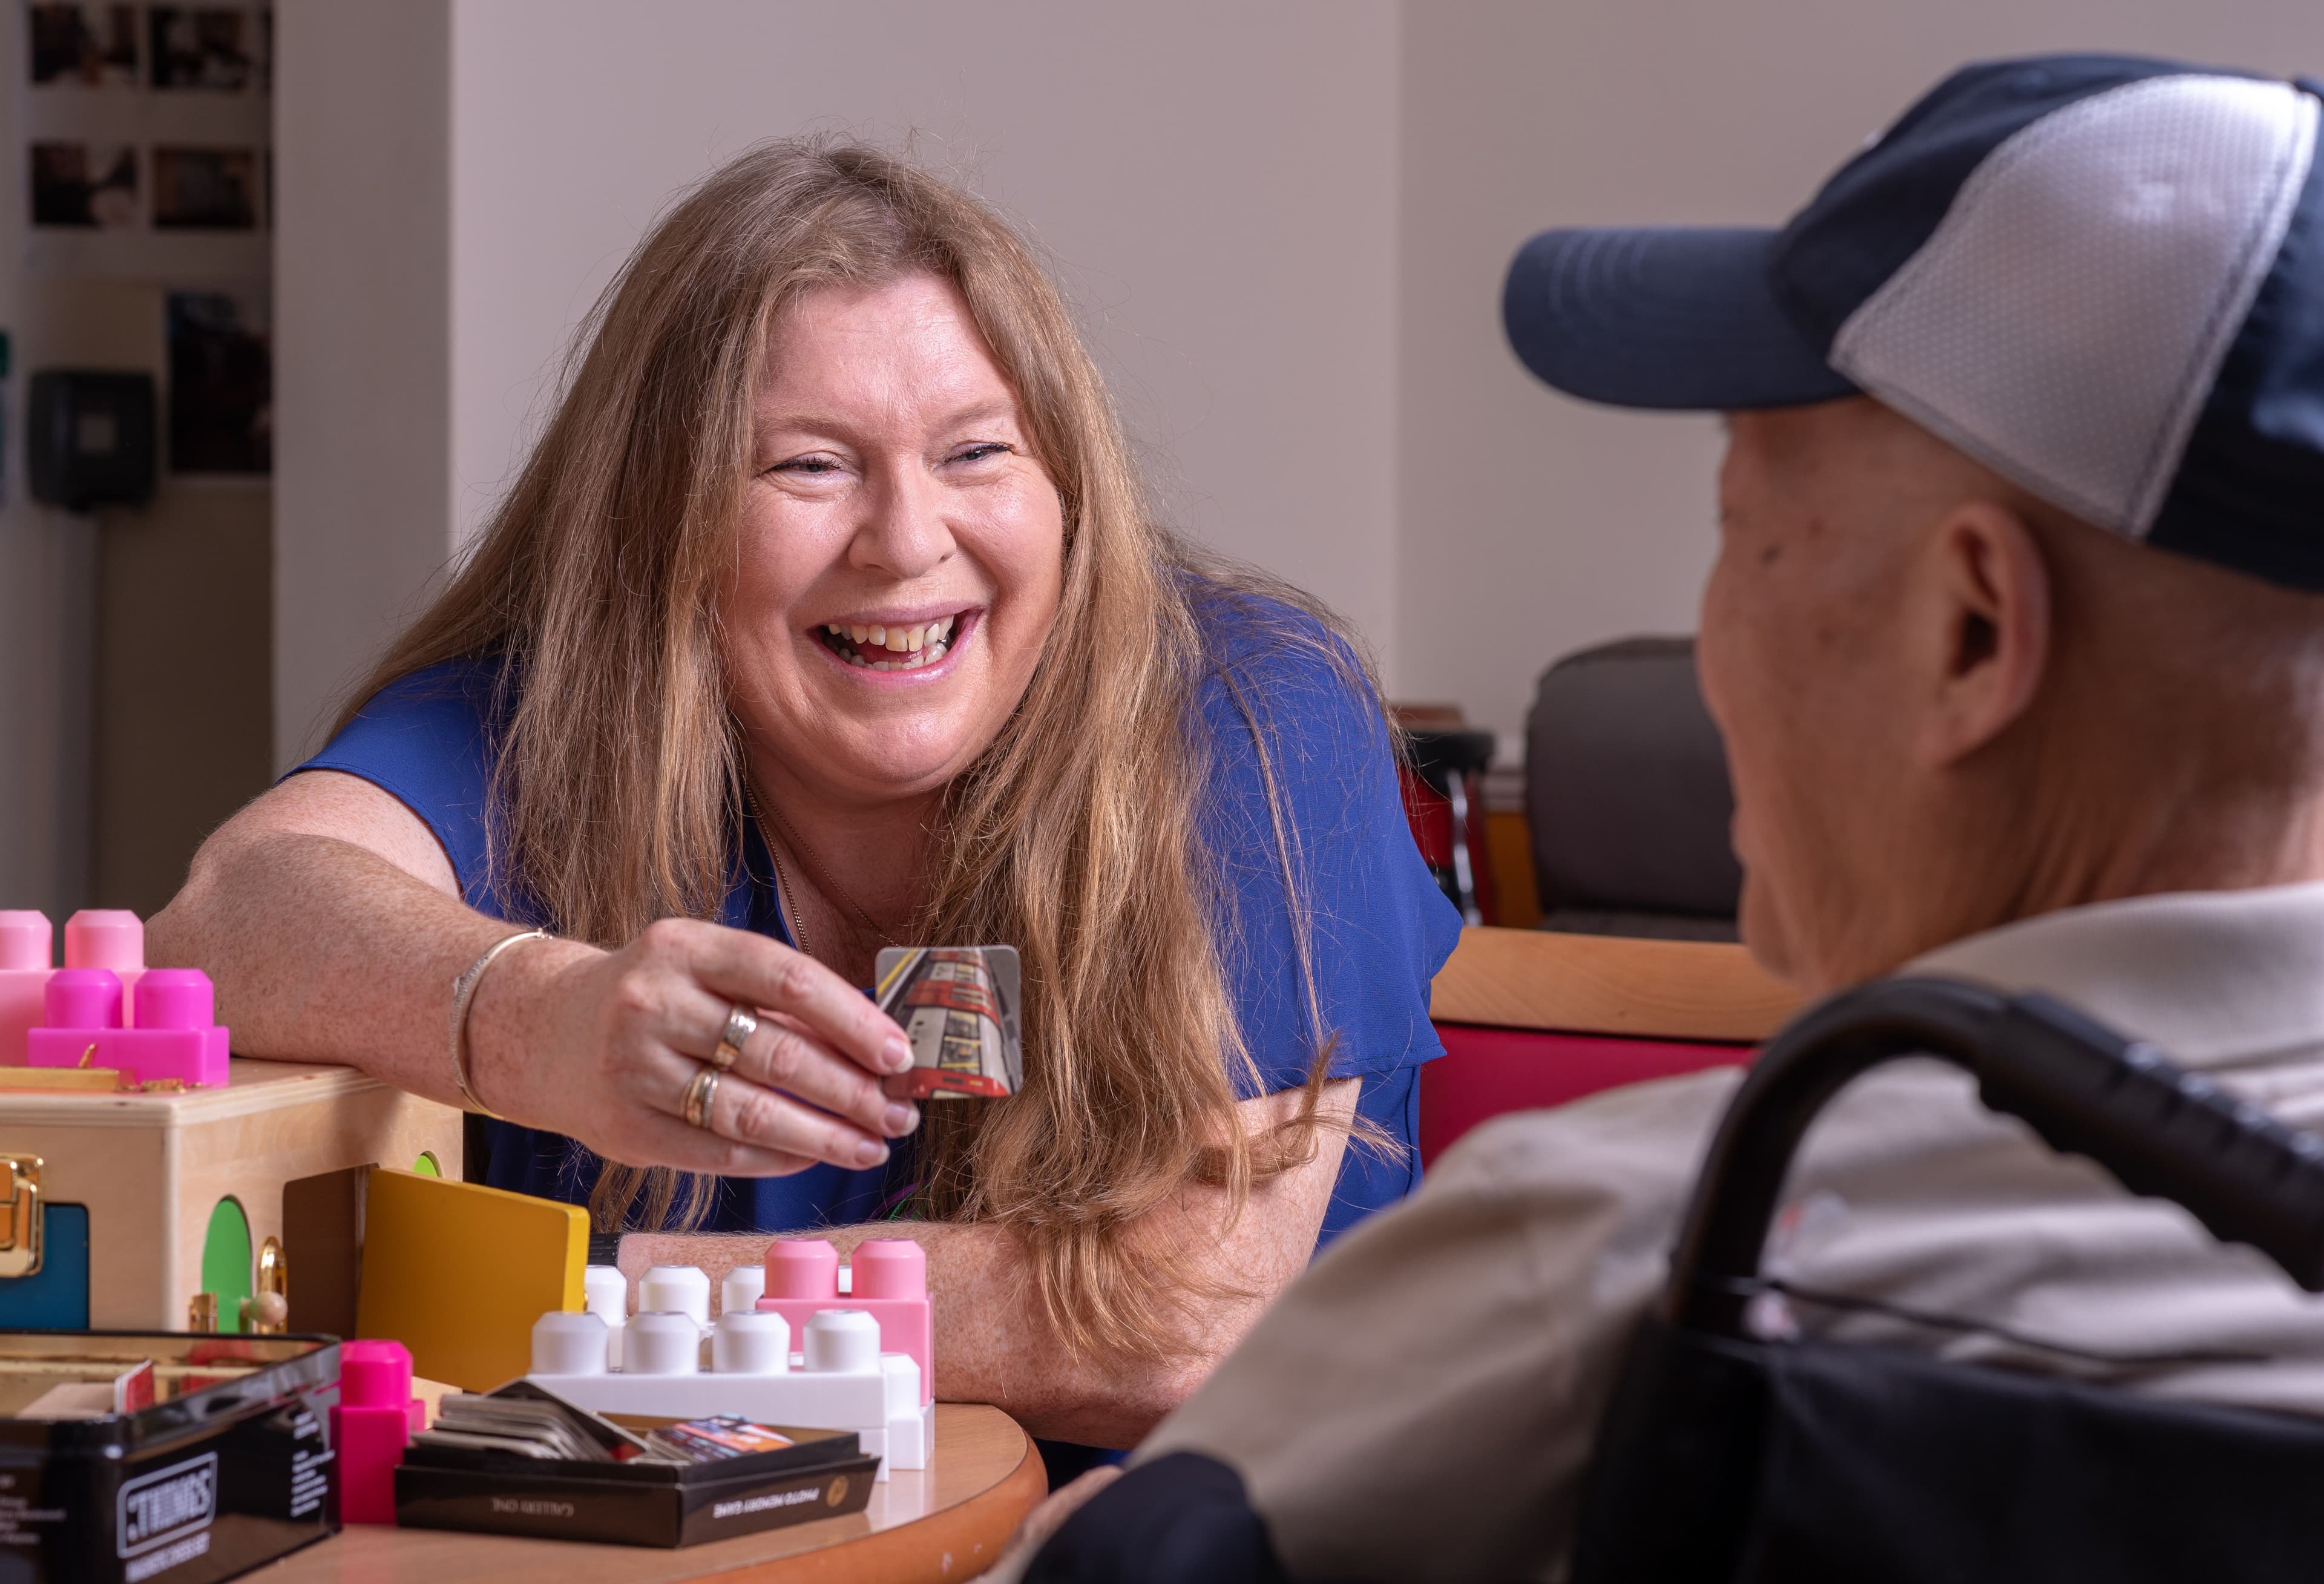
[1503,226,1857,410]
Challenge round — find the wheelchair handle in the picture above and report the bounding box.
[1666,976,2324,1337]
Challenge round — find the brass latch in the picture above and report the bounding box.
[0,1155,44,1280]
[243,1237,288,1333]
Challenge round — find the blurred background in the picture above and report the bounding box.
[4,0,2321,924]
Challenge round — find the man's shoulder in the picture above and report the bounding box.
[1906,883,2324,1077]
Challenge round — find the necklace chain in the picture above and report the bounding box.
[744,784,901,951]
[761,827,809,959]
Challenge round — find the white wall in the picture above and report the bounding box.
[0,227,100,912]
[274,0,451,765]
[1,19,135,912]
[275,0,2324,769]
[1399,0,2324,746]
[277,0,1400,763]
[443,0,1399,671]
[7,13,277,915]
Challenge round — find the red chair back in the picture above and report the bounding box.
[1422,928,1800,1166]
[1422,1024,1748,1165]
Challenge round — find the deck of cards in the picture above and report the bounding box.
[421,1395,799,1467]
[419,1390,640,1462]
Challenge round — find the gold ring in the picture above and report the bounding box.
[683,1065,720,1129]
[713,1003,757,1071]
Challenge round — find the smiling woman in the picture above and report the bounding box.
[146,141,1460,1457]
[728,273,1066,838]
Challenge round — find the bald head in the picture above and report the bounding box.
[1700,397,2324,991]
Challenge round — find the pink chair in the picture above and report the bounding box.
[1421,928,1798,1166]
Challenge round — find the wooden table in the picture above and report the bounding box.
[257,1404,1045,1584]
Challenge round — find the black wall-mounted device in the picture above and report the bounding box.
[28,370,157,511]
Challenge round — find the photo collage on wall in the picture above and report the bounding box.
[22,2,271,474]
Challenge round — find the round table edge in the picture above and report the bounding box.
[698,1412,1048,1583]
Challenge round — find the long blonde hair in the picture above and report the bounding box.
[339,139,1373,1361]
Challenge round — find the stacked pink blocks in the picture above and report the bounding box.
[333,1339,421,1525]
[757,1237,934,1406]
[5,909,232,1088]
[0,911,54,1064]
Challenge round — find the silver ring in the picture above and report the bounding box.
[683,1065,720,1129]
[712,1002,757,1071]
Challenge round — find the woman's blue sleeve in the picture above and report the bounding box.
[1196,611,1465,1100]
[291,657,508,913]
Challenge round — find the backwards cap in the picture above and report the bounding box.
[1503,54,2324,591]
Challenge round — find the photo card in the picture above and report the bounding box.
[148,5,253,91]
[873,945,1024,1099]
[30,140,137,227]
[151,145,257,228]
[28,3,138,87]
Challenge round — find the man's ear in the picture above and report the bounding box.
[1911,499,2052,768]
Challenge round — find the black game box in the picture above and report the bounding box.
[393,1381,879,1548]
[0,1329,339,1584]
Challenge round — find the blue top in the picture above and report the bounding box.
[299,590,1461,1254]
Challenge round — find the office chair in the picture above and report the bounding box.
[1526,636,1741,942]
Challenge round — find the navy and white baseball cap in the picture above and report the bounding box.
[1504,55,2324,591]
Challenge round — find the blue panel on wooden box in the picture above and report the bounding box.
[0,1202,91,1329]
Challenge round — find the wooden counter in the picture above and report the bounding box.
[1430,925,1800,1041]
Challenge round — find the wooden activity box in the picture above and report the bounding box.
[0,1058,463,1336]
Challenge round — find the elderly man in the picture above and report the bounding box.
[1008,51,2324,1582]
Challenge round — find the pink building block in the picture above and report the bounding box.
[0,911,52,1065]
[26,967,230,1087]
[64,909,143,1025]
[332,1339,417,1525]
[757,1237,933,1406]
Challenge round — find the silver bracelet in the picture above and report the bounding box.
[449,928,549,1118]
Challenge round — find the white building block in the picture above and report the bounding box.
[527,1301,930,1479]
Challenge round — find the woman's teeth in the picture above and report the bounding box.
[822,614,957,671]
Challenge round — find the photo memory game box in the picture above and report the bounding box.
[393,1379,879,1548]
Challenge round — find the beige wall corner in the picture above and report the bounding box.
[274,0,454,769]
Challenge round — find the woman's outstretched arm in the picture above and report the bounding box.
[149,770,920,1175]
[619,1077,1359,1447]
[162,771,1359,1444]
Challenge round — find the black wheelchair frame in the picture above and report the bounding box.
[1572,977,2324,1583]
[1031,977,2324,1582]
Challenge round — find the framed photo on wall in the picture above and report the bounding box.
[165,284,269,475]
